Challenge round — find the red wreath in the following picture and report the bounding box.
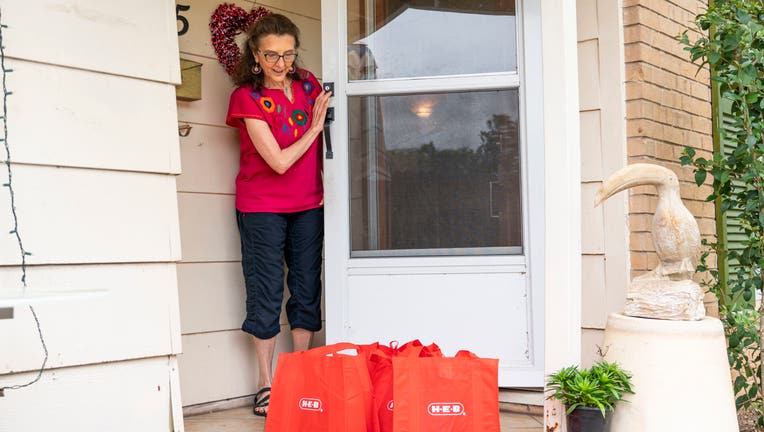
[210,4,271,75]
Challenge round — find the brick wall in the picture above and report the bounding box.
[622,0,715,283]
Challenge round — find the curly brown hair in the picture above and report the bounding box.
[232,13,304,90]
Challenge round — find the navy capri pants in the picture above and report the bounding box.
[236,207,323,339]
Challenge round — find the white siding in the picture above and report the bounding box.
[174,0,323,408]
[0,357,179,432]
[577,0,629,364]
[178,192,240,263]
[3,0,180,83]
[0,264,180,373]
[0,1,183,430]
[178,262,245,334]
[179,326,323,406]
[176,124,239,194]
[0,166,180,265]
[6,60,180,173]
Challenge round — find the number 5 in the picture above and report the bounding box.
[177,4,190,36]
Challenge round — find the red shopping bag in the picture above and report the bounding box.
[264,342,374,432]
[368,340,443,432]
[392,350,499,432]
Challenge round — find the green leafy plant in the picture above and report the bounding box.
[726,306,762,418]
[698,248,763,428]
[546,361,635,417]
[678,0,764,428]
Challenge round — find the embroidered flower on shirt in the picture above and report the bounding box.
[291,109,308,126]
[259,96,276,113]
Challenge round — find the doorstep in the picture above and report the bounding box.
[499,388,544,416]
[183,406,544,432]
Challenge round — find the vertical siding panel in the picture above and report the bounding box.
[581,183,606,254]
[577,0,598,41]
[581,328,605,367]
[581,255,607,328]
[599,0,629,320]
[580,110,604,180]
[578,40,601,111]
[577,0,629,355]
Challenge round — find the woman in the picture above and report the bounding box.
[225,13,331,417]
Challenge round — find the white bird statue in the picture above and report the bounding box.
[595,163,705,320]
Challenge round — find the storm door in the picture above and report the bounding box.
[321,0,544,386]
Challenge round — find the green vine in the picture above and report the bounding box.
[679,0,764,428]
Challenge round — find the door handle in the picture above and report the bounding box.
[323,106,334,159]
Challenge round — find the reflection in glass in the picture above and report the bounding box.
[347,0,517,80]
[349,90,522,256]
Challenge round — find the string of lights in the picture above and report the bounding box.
[0,8,48,397]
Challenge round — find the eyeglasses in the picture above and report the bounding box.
[259,51,298,64]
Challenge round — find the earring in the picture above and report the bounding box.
[288,65,296,73]
[252,63,262,75]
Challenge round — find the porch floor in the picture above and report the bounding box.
[183,406,544,432]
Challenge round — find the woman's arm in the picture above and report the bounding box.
[244,90,331,175]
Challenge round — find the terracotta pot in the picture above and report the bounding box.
[567,406,612,432]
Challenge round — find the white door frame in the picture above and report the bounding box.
[539,0,582,427]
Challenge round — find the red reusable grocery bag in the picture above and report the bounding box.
[367,340,443,432]
[392,350,499,432]
[264,342,374,432]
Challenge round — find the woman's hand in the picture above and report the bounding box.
[309,90,332,133]
[243,89,332,175]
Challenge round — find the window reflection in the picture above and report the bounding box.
[349,90,523,256]
[347,0,517,80]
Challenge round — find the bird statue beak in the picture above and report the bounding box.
[595,163,678,207]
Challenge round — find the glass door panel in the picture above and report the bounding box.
[348,89,522,257]
[347,0,517,80]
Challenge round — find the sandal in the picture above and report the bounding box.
[253,386,271,417]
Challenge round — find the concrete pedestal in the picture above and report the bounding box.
[602,313,738,432]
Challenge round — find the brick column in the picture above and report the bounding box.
[623,0,715,282]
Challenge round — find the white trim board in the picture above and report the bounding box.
[540,0,583,428]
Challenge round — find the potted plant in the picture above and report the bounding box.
[546,361,635,432]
